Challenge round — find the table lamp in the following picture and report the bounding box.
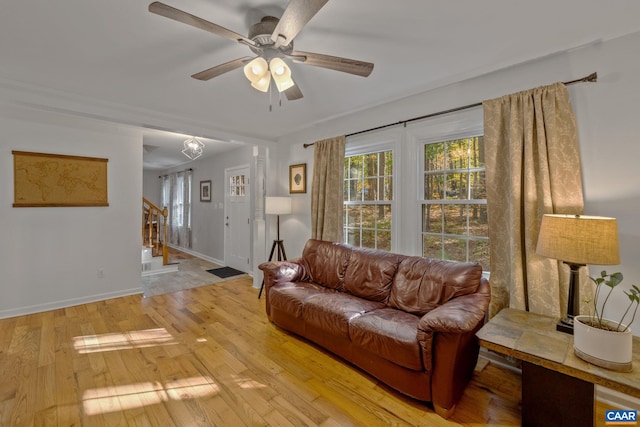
[536,214,620,334]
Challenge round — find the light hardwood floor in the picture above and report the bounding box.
[0,274,617,426]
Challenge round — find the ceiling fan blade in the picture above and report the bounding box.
[290,51,374,77]
[149,2,255,47]
[285,84,303,101]
[191,57,252,81]
[271,0,329,47]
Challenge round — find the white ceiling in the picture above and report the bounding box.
[2,0,640,169]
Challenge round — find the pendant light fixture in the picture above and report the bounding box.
[182,136,204,160]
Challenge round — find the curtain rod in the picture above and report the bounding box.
[159,167,193,178]
[303,72,597,147]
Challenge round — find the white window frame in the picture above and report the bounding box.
[405,107,484,257]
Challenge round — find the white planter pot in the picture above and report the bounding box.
[574,315,633,372]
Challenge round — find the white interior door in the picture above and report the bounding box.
[224,165,251,272]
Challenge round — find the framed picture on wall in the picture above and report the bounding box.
[200,180,212,202]
[289,163,307,194]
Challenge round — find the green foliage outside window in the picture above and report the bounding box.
[344,150,393,251]
[422,136,489,270]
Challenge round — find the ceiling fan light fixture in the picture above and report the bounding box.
[182,136,204,160]
[243,57,268,84]
[269,58,294,92]
[251,72,271,92]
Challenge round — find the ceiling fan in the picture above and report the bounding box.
[148,1,374,101]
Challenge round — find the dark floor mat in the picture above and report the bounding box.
[206,266,245,279]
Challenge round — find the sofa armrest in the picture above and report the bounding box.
[418,287,489,334]
[417,278,490,417]
[258,259,308,318]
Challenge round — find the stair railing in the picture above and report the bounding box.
[142,197,169,266]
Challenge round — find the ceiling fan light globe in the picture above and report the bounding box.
[269,58,293,92]
[251,72,271,92]
[269,58,289,75]
[243,57,268,84]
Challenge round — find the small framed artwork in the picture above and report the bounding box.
[289,163,307,194]
[200,180,212,202]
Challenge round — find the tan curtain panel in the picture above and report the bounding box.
[311,136,346,242]
[483,82,586,318]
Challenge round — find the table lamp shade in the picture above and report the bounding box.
[536,214,620,265]
[265,197,292,215]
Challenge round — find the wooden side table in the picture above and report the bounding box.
[476,308,640,427]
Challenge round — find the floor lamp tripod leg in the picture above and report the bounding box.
[258,240,288,299]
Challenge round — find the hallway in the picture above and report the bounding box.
[141,247,248,297]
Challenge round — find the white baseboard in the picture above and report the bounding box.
[0,287,143,320]
[167,244,254,277]
[167,244,224,265]
[141,264,179,277]
[479,347,521,373]
[596,386,640,410]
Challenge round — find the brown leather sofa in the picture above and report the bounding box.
[259,239,490,417]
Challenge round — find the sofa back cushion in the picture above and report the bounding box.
[388,257,483,316]
[343,246,400,302]
[301,239,351,290]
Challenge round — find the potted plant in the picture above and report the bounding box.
[574,270,639,372]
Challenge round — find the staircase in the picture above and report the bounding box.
[142,198,177,276]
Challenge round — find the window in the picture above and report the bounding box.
[161,170,193,247]
[174,173,186,226]
[343,150,393,251]
[421,136,489,270]
[229,174,246,196]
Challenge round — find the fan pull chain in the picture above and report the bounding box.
[269,84,273,112]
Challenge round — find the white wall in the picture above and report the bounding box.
[143,169,162,206]
[266,143,314,260]
[275,30,640,333]
[0,104,143,318]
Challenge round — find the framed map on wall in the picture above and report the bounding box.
[13,151,109,207]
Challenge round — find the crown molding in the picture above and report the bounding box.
[0,77,275,147]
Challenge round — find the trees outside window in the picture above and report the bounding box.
[421,136,489,270]
[343,150,393,251]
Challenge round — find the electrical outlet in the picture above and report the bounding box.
[97,268,105,278]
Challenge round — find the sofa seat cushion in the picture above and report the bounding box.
[303,293,384,339]
[349,308,423,371]
[269,281,335,318]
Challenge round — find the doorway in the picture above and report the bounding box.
[224,165,251,272]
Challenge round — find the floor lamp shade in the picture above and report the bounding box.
[265,197,292,215]
[536,214,620,266]
[536,214,620,333]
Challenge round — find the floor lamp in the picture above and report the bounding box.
[536,214,620,334]
[258,196,292,299]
